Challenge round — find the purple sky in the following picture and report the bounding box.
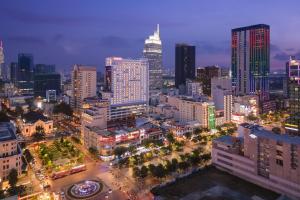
[1,0,299,72]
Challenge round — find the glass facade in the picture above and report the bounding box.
[231,24,270,100]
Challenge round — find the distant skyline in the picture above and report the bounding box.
[1,0,300,72]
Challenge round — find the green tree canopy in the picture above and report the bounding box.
[8,168,18,188]
[53,102,73,116]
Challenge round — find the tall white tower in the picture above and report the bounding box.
[143,24,162,90]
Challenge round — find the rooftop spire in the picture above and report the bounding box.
[157,24,160,36]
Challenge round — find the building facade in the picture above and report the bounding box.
[105,57,149,120]
[17,54,34,94]
[71,65,97,112]
[286,56,300,87]
[35,64,56,74]
[288,78,300,114]
[175,44,195,90]
[232,24,270,100]
[143,24,163,90]
[19,111,53,137]
[178,97,215,129]
[212,124,300,199]
[196,66,220,96]
[0,40,5,80]
[0,123,22,182]
[34,73,61,98]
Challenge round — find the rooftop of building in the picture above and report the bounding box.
[214,135,242,146]
[0,122,17,142]
[241,123,300,145]
[86,125,140,137]
[232,24,270,32]
[22,111,50,124]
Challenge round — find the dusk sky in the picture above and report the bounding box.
[1,0,300,72]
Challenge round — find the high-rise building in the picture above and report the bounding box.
[0,41,4,66]
[10,62,17,84]
[35,64,56,74]
[211,76,232,110]
[231,24,270,100]
[143,24,163,90]
[175,44,195,89]
[71,65,97,112]
[34,73,61,98]
[0,41,7,80]
[212,124,300,199]
[286,56,300,84]
[17,53,34,94]
[288,78,300,114]
[196,66,220,96]
[104,57,149,120]
[224,93,233,122]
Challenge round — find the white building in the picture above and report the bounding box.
[211,76,232,110]
[105,57,149,120]
[186,79,202,97]
[71,65,97,112]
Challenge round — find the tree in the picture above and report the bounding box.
[272,127,281,134]
[114,146,128,158]
[140,165,148,178]
[33,126,45,141]
[23,149,33,163]
[184,132,192,139]
[148,164,156,176]
[15,105,24,117]
[88,147,98,157]
[0,111,10,122]
[8,168,18,188]
[165,133,175,144]
[132,167,140,178]
[153,164,166,179]
[178,161,190,171]
[53,102,73,117]
[247,113,258,121]
[193,128,202,135]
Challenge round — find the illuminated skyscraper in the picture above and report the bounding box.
[231,24,270,100]
[143,24,162,90]
[105,57,149,120]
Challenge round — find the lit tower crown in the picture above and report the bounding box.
[144,24,161,45]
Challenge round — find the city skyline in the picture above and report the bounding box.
[1,0,300,71]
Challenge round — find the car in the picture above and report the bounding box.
[108,189,112,194]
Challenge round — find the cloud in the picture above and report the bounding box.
[99,36,131,49]
[0,6,97,26]
[7,36,46,46]
[273,51,300,61]
[270,44,280,52]
[285,48,295,52]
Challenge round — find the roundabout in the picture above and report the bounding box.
[66,180,104,199]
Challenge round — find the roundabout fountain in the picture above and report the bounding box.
[66,180,104,199]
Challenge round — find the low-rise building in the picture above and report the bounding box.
[0,122,22,182]
[212,123,300,199]
[19,111,53,137]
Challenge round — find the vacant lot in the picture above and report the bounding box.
[151,166,280,200]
